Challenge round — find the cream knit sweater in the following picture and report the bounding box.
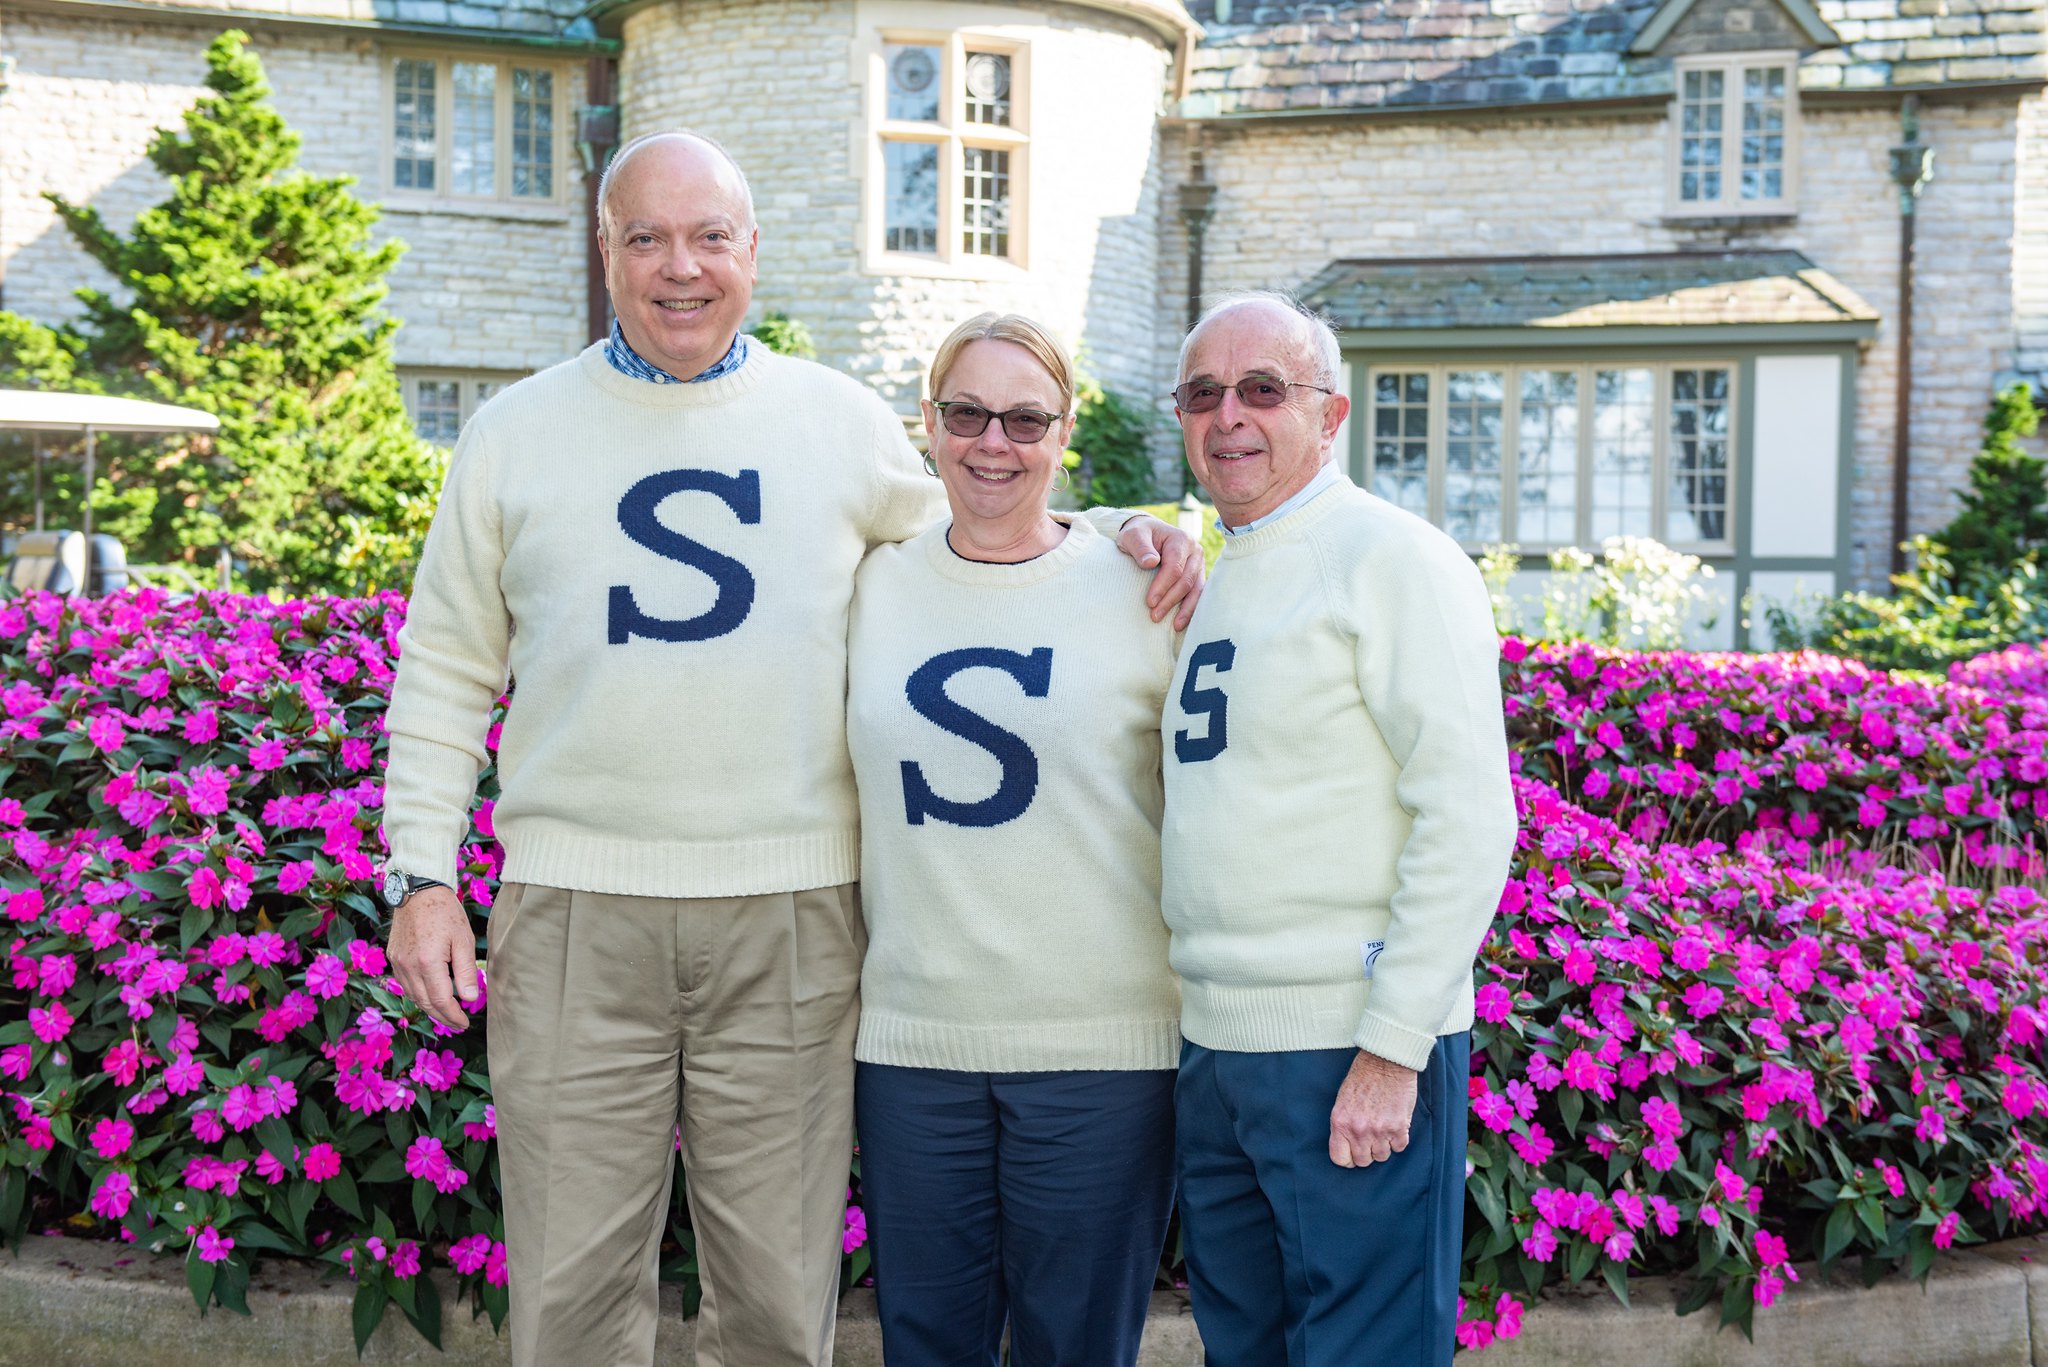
[848,515,1182,1072]
[1161,475,1516,1071]
[383,343,946,897]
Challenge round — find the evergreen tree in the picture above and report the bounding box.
[1937,382,2048,582]
[0,30,443,592]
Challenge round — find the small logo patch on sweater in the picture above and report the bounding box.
[1361,940,1387,979]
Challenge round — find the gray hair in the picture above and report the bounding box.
[597,129,758,241]
[1178,289,1342,390]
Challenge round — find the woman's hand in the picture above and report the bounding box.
[1117,514,1205,629]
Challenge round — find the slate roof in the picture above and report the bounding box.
[1180,0,2048,118]
[1297,250,1881,329]
[365,0,589,37]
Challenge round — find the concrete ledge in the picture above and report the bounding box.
[0,1232,2041,1365]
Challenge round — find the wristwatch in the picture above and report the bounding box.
[379,868,449,910]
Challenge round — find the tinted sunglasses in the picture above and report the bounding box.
[1171,376,1334,413]
[932,401,1063,444]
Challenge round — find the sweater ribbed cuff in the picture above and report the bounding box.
[855,1012,1182,1073]
[1353,1010,1438,1072]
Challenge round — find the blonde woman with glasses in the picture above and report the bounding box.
[846,313,1181,1366]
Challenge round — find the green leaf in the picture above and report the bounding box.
[1821,1202,1857,1266]
[1600,1259,1631,1307]
[352,1278,389,1357]
[328,1168,364,1220]
[1856,1195,1889,1244]
[285,1179,317,1243]
[358,1151,406,1184]
[214,1256,252,1316]
[411,1180,434,1232]
[186,1254,218,1316]
[1557,1087,1585,1135]
[179,900,214,952]
[406,1275,444,1350]
[1470,1173,1507,1235]
[1566,1236,1597,1287]
[254,1116,294,1167]
[0,1169,25,1253]
[1674,1276,1718,1318]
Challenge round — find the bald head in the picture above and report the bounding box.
[597,131,756,243]
[1178,291,1340,391]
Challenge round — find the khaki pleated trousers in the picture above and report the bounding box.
[487,881,866,1367]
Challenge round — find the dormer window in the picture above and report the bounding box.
[1669,53,1798,216]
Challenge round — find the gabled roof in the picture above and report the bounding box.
[1298,251,1880,331]
[1628,0,1839,54]
[1180,0,2047,119]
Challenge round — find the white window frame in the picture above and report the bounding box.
[860,28,1031,278]
[1363,359,1739,555]
[382,51,571,207]
[401,370,527,444]
[1666,51,1800,217]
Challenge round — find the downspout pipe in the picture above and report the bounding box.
[1177,152,1218,495]
[1888,94,1935,578]
[578,57,622,345]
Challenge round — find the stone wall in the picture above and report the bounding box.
[1161,92,2027,588]
[2016,89,2048,397]
[0,8,589,376]
[620,0,1171,414]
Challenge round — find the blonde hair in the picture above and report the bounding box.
[926,313,1076,415]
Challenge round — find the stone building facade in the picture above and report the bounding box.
[3,0,2046,612]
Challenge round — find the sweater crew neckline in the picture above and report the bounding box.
[924,512,1093,586]
[1216,477,1348,558]
[577,339,772,408]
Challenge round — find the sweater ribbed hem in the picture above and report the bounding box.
[1178,979,1370,1054]
[499,822,858,898]
[854,1012,1182,1072]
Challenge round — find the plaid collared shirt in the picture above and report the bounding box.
[603,320,751,385]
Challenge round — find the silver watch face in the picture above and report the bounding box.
[381,868,409,908]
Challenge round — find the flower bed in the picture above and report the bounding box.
[6,591,2048,1354]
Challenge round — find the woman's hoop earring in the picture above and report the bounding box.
[1051,466,1071,493]
[922,453,939,477]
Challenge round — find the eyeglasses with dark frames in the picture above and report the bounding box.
[932,401,1064,444]
[1170,376,1335,414]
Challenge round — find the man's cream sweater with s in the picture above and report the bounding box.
[383,343,945,898]
[1161,476,1517,1071]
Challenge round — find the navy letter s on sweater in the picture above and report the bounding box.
[608,468,762,644]
[900,647,1054,828]
[1174,638,1236,763]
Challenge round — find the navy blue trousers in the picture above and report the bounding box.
[1175,1035,1469,1367]
[855,1063,1178,1367]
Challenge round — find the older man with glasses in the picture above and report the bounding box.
[1160,291,1517,1365]
[379,129,1204,1367]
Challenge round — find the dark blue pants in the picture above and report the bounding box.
[1175,1035,1469,1367]
[855,1063,1178,1367]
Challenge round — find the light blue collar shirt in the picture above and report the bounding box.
[603,320,751,384]
[1218,461,1345,537]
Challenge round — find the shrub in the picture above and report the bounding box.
[751,311,817,360]
[1068,378,1159,510]
[12,593,2048,1356]
[1769,538,2048,674]
[1937,383,2048,583]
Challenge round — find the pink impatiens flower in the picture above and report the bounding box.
[303,1142,342,1182]
[193,1225,235,1263]
[89,1171,134,1220]
[90,1117,135,1159]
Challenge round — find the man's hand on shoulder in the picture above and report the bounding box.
[1329,1049,1419,1169]
[1116,513,1205,629]
[389,884,480,1031]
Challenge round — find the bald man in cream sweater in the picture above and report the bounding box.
[1160,293,1517,1367]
